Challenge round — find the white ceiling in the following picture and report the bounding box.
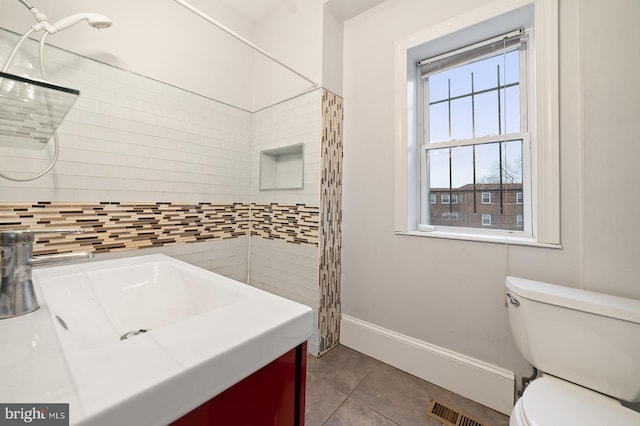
[218,0,387,23]
[218,0,285,22]
[325,0,386,21]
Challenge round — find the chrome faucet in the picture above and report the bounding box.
[0,229,93,319]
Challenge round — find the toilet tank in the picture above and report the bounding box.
[505,276,640,402]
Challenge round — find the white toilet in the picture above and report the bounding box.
[505,276,640,425]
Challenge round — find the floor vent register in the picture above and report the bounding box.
[425,399,488,426]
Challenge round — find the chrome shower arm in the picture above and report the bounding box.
[15,0,51,28]
[17,0,34,10]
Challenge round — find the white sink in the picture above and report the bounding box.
[14,254,313,425]
[39,257,243,348]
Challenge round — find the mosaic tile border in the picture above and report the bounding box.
[250,203,319,245]
[0,201,319,255]
[318,90,343,355]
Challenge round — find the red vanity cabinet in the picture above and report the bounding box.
[171,342,307,426]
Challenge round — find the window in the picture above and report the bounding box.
[441,194,459,204]
[430,194,436,204]
[420,29,527,233]
[394,0,560,246]
[442,211,460,221]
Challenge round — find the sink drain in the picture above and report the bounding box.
[120,329,151,340]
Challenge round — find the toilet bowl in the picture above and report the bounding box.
[505,276,640,426]
[510,375,640,426]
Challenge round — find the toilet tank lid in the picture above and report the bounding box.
[506,276,640,324]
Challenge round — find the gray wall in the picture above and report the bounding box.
[581,0,640,299]
[341,0,639,376]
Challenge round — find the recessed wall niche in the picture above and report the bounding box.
[259,143,304,191]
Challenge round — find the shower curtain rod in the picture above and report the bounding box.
[173,0,318,88]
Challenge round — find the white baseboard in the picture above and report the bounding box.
[340,314,514,415]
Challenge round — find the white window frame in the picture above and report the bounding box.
[482,214,492,226]
[481,192,491,205]
[430,194,436,204]
[394,0,560,248]
[419,38,530,235]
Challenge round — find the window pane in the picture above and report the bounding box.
[467,50,519,91]
[426,140,524,230]
[451,145,473,188]
[427,50,521,144]
[475,140,523,184]
[428,147,449,189]
[502,85,520,133]
[475,142,500,183]
[450,97,472,140]
[428,73,449,103]
[504,50,519,85]
[472,55,500,92]
[429,102,449,142]
[474,90,499,138]
[503,140,523,183]
[447,66,472,98]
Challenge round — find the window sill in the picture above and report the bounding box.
[398,229,562,249]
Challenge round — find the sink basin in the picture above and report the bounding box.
[38,257,242,346]
[24,254,312,425]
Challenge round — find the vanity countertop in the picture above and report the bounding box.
[0,254,312,425]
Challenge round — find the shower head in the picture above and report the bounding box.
[51,13,113,32]
[32,13,113,34]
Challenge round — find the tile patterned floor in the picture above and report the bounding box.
[305,345,510,426]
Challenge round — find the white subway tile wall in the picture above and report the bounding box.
[0,29,252,204]
[0,29,340,357]
[251,89,322,206]
[248,90,324,354]
[248,237,320,353]
[0,28,255,280]
[88,237,250,284]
